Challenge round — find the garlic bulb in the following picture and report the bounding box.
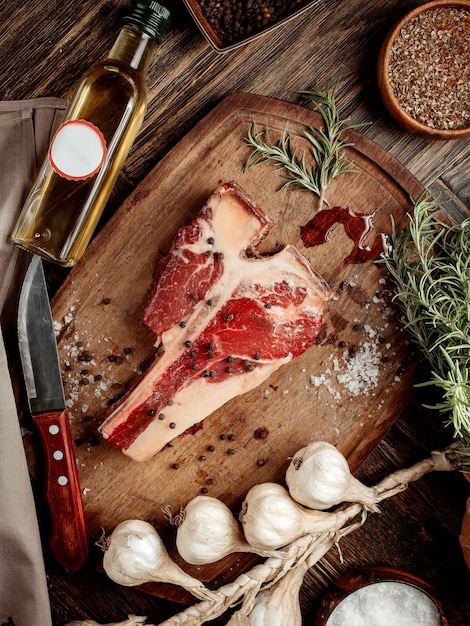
[285,441,378,511]
[239,482,353,550]
[64,617,152,626]
[101,519,216,601]
[176,495,281,565]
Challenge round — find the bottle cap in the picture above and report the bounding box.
[124,1,171,43]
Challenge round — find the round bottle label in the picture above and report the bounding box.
[49,119,107,181]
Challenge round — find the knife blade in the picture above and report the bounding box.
[18,254,88,571]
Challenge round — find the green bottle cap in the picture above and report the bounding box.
[124,1,171,43]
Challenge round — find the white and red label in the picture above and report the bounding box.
[49,119,106,181]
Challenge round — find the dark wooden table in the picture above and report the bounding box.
[2,0,470,624]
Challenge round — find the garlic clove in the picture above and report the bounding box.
[285,441,378,511]
[175,495,281,565]
[101,519,216,601]
[239,482,334,550]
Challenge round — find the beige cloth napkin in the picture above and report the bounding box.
[0,98,65,626]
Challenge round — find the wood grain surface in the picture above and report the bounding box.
[2,0,470,624]
[25,92,421,599]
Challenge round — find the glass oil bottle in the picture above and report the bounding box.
[10,1,171,267]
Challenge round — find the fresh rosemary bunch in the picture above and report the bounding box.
[243,83,365,209]
[383,194,470,455]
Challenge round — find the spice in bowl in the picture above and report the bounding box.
[377,1,470,139]
[183,0,317,51]
[198,0,308,45]
[316,567,449,626]
[325,581,442,626]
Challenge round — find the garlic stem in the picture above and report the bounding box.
[100,520,216,601]
[239,482,354,550]
[228,562,308,626]
[285,441,378,511]
[175,495,282,565]
[64,617,152,626]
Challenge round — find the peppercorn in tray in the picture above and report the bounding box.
[197,0,310,45]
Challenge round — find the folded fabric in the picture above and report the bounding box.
[0,98,65,347]
[0,97,65,626]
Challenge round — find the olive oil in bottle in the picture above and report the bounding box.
[11,1,171,267]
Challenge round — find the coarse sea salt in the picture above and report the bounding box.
[326,581,441,626]
[336,341,381,396]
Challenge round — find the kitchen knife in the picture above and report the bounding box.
[17,254,88,571]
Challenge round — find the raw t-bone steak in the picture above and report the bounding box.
[99,182,331,461]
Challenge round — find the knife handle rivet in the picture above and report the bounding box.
[53,450,64,460]
[49,425,60,435]
[58,475,68,486]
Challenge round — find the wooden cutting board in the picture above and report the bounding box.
[24,93,424,601]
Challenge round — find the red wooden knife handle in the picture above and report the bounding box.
[33,408,89,571]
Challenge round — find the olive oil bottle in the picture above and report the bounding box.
[11,1,171,267]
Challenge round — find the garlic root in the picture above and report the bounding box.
[101,520,216,601]
[285,441,378,511]
[239,482,356,551]
[175,495,283,565]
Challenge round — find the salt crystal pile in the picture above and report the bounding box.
[326,581,441,626]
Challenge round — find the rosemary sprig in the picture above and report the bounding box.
[382,194,470,451]
[244,121,321,195]
[243,83,365,209]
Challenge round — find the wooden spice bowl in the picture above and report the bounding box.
[315,566,450,625]
[377,1,470,140]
